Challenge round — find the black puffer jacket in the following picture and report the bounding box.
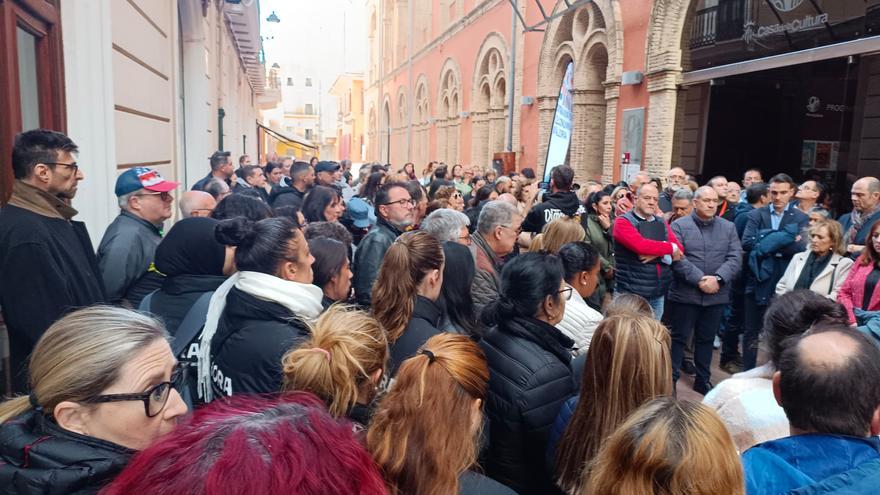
[352,218,403,306]
[0,410,134,494]
[480,316,575,494]
[521,191,586,234]
[388,296,443,376]
[210,286,311,397]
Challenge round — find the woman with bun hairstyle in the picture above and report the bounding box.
[197,216,321,402]
[367,333,515,495]
[479,252,576,494]
[372,230,445,376]
[282,305,388,431]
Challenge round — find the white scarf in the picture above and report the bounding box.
[196,271,324,402]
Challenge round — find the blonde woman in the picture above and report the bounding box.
[282,305,388,431]
[0,306,188,493]
[775,219,853,299]
[531,217,585,254]
[585,397,743,495]
[550,314,672,494]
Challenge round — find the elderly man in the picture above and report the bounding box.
[203,178,230,202]
[707,176,735,221]
[179,191,217,218]
[613,183,684,319]
[352,182,414,306]
[668,186,742,395]
[472,201,522,311]
[742,326,880,494]
[660,166,687,212]
[664,188,694,224]
[98,167,179,307]
[839,176,880,256]
[421,206,471,245]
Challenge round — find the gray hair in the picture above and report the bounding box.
[118,191,137,211]
[477,200,518,235]
[421,208,470,243]
[694,186,717,200]
[672,188,694,202]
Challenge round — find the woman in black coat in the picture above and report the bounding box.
[479,252,576,495]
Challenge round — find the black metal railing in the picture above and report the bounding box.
[689,0,748,49]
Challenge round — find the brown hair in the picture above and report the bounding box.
[434,185,459,203]
[281,305,388,417]
[809,218,846,256]
[366,333,488,495]
[605,293,654,318]
[0,306,167,423]
[372,230,444,342]
[585,398,744,495]
[857,220,880,266]
[540,217,586,254]
[555,314,672,493]
[513,178,534,203]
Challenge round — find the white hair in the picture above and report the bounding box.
[421,208,470,243]
[117,191,137,212]
[477,200,518,235]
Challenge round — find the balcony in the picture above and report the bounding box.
[689,0,747,50]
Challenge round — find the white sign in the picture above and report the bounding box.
[543,62,574,182]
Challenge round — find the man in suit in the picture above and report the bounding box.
[839,177,880,257]
[741,173,809,370]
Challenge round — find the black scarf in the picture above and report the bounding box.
[794,251,832,291]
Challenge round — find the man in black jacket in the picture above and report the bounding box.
[269,161,313,210]
[0,130,105,393]
[521,165,584,234]
[352,182,414,306]
[192,151,236,191]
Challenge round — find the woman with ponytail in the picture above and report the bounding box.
[281,305,388,431]
[479,252,576,494]
[0,306,187,493]
[371,230,445,376]
[197,216,321,402]
[367,333,515,495]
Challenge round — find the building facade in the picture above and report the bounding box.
[330,73,366,162]
[366,0,877,189]
[1,0,275,242]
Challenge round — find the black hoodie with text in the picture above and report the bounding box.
[521,190,586,233]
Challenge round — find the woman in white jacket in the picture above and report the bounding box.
[775,219,853,299]
[556,242,604,355]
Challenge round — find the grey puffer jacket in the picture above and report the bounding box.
[352,218,403,306]
[669,213,742,306]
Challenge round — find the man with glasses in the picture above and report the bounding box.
[472,201,523,312]
[741,173,809,370]
[352,181,414,306]
[98,167,179,307]
[659,166,687,212]
[0,129,106,393]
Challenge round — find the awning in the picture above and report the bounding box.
[257,122,317,150]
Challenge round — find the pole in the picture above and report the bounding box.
[506,0,517,152]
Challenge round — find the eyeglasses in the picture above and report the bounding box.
[500,224,522,235]
[384,198,416,207]
[558,287,573,300]
[138,191,173,201]
[458,234,472,245]
[453,192,463,199]
[84,365,185,417]
[43,162,79,174]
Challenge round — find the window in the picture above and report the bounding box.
[305,103,314,115]
[305,77,313,87]
[305,129,314,140]
[286,77,293,86]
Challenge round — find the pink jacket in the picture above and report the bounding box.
[837,261,880,323]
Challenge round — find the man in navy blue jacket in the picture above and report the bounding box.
[741,174,808,370]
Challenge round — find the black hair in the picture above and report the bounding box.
[439,241,479,336]
[370,163,386,174]
[777,325,880,437]
[745,183,769,205]
[433,165,448,180]
[470,184,496,208]
[481,252,564,325]
[210,151,230,171]
[359,172,385,203]
[303,221,354,249]
[240,165,262,181]
[301,185,341,223]
[211,193,273,222]
[403,180,424,203]
[557,242,600,283]
[763,290,849,366]
[291,161,312,180]
[264,162,282,177]
[215,216,303,274]
[12,129,79,179]
[428,179,454,200]
[586,190,611,214]
[308,237,348,288]
[521,167,536,179]
[769,173,796,188]
[374,181,409,218]
[203,178,228,201]
[551,165,575,191]
[273,205,301,221]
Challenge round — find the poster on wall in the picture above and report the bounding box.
[620,108,645,180]
[801,140,839,170]
[543,62,575,182]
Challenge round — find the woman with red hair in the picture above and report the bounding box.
[103,392,386,495]
[838,220,880,323]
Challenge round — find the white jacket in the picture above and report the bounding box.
[556,284,603,355]
[775,251,853,300]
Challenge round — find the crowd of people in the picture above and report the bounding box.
[1,128,880,494]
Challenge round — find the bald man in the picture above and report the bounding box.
[660,167,687,212]
[742,326,880,494]
[179,190,217,218]
[840,176,880,255]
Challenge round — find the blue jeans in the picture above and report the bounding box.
[615,292,665,320]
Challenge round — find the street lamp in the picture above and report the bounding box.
[266,11,280,23]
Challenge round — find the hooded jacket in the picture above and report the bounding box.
[388,296,444,376]
[742,434,880,495]
[269,184,306,210]
[0,410,134,494]
[521,190,586,234]
[480,316,575,494]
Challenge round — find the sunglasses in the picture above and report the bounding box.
[84,366,185,417]
[138,191,173,201]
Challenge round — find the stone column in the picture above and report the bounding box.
[644,69,683,175]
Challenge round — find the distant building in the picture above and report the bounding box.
[330,73,366,162]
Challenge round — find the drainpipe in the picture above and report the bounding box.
[218,108,226,150]
[406,0,414,161]
[506,0,517,152]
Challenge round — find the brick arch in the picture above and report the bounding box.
[471,33,510,167]
[380,95,392,163]
[413,75,431,167]
[437,58,462,164]
[367,104,377,161]
[395,87,409,165]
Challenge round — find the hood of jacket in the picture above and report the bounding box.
[0,410,134,494]
[269,184,306,202]
[734,201,755,218]
[743,434,880,495]
[541,191,583,217]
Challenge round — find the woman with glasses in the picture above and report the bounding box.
[435,185,466,212]
[479,252,576,494]
[0,306,188,493]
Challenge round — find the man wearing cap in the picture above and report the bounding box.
[0,130,105,393]
[315,161,343,189]
[192,151,236,191]
[98,167,179,307]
